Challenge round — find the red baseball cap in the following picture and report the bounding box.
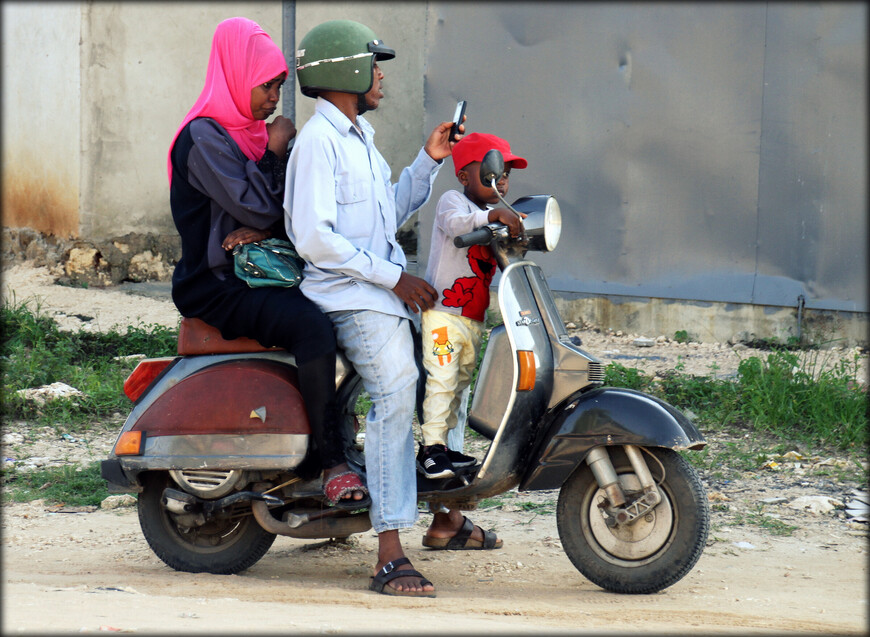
[451,132,528,176]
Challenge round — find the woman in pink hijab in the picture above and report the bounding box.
[168,17,369,509]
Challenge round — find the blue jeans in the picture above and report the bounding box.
[329,310,419,533]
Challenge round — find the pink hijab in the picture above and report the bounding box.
[168,17,288,182]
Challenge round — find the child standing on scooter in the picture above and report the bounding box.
[417,132,527,480]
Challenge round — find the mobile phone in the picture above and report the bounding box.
[450,100,467,141]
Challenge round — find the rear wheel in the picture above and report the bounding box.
[137,472,276,574]
[556,447,709,594]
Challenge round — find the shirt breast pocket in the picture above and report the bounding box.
[335,179,373,239]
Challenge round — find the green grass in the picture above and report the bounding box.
[518,500,555,515]
[732,503,800,536]
[478,496,506,510]
[685,440,769,480]
[604,346,867,452]
[732,349,866,449]
[1,462,109,506]
[2,299,867,508]
[1,298,178,431]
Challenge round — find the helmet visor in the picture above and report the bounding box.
[368,39,395,61]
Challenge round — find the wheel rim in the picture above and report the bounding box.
[583,473,676,565]
[160,501,253,553]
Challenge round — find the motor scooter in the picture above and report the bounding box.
[102,149,709,594]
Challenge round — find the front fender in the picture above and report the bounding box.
[520,387,706,491]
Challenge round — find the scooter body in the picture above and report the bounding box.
[102,151,709,592]
[418,250,705,506]
[102,320,375,545]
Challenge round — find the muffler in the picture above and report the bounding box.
[250,500,372,538]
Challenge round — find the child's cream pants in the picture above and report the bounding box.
[420,309,485,446]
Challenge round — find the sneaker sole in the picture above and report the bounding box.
[416,461,455,479]
[445,453,477,468]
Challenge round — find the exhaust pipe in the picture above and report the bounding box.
[162,486,373,538]
[251,500,372,539]
[161,487,284,517]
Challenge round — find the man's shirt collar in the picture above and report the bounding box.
[315,96,374,139]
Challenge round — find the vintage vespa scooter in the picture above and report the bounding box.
[102,149,709,594]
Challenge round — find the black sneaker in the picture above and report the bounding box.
[416,444,455,479]
[445,447,477,468]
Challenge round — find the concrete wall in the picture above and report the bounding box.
[292,1,427,180]
[1,1,422,241]
[1,1,285,240]
[79,2,284,239]
[2,2,82,237]
[420,3,867,313]
[1,1,865,344]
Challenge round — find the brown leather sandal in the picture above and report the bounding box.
[422,515,503,550]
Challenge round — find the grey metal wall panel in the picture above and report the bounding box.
[755,3,867,311]
[420,2,866,313]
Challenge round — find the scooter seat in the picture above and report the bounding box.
[177,317,283,355]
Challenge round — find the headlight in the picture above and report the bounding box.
[511,195,562,252]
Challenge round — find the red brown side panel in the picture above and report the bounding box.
[132,361,309,437]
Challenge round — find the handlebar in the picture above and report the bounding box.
[454,226,495,248]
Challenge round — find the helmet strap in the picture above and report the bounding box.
[356,93,369,116]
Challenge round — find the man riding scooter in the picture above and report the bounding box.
[103,21,708,599]
[285,19,502,597]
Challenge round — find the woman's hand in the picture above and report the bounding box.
[266,116,297,158]
[424,118,465,162]
[222,227,271,251]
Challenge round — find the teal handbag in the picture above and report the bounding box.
[232,238,304,288]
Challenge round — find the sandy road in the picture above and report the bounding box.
[2,496,866,635]
[2,262,867,634]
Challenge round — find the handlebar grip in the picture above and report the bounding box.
[454,227,494,248]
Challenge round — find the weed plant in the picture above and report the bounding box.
[604,346,867,452]
[1,298,178,431]
[2,299,866,505]
[2,462,108,506]
[734,349,866,449]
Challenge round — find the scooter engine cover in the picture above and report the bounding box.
[132,360,309,436]
[169,468,244,498]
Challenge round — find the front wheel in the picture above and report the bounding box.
[137,472,276,574]
[557,447,709,594]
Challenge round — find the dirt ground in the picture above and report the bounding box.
[2,263,868,635]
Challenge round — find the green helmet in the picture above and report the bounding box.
[296,20,395,98]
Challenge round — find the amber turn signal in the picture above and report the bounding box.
[114,431,143,456]
[516,350,536,391]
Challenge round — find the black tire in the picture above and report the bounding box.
[556,447,709,594]
[137,472,276,574]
